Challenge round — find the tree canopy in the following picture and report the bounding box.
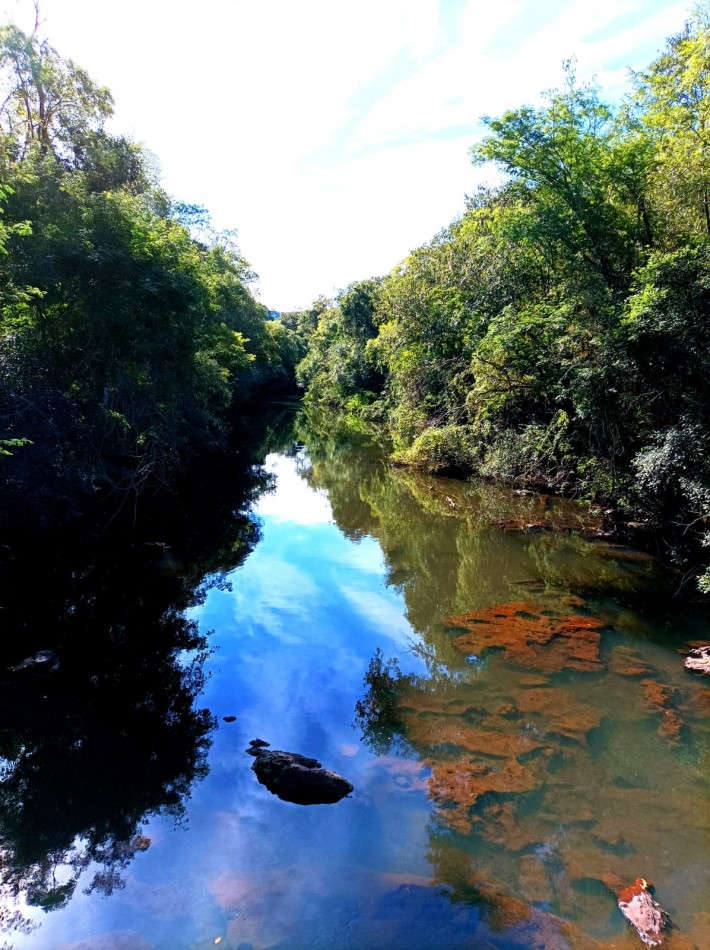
[294,3,710,590]
[0,18,299,523]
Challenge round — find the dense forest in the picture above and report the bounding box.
[2,8,710,591]
[293,5,710,593]
[0,15,302,525]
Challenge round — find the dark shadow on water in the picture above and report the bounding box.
[0,404,297,940]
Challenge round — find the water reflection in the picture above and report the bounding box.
[0,407,293,943]
[2,404,705,948]
[296,406,710,947]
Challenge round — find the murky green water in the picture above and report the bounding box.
[1,408,708,949]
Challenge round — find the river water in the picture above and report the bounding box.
[1,407,708,949]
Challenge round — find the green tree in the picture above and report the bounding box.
[0,19,112,161]
[472,64,650,292]
[633,2,710,239]
[0,19,292,520]
[296,279,383,409]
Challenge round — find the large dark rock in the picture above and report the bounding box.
[246,742,353,805]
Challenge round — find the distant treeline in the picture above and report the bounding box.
[292,5,710,591]
[0,19,303,524]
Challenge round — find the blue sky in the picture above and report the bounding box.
[0,0,694,311]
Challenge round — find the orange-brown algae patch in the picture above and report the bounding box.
[657,712,683,743]
[399,686,550,758]
[398,691,487,720]
[482,801,544,852]
[518,674,551,688]
[427,758,539,834]
[446,602,606,674]
[640,680,684,743]
[610,646,656,679]
[514,687,603,743]
[425,761,491,833]
[561,847,627,890]
[404,713,544,759]
[640,681,672,710]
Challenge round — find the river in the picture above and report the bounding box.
[1,406,708,949]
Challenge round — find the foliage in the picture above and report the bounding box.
[296,278,383,408]
[296,6,710,589]
[395,425,479,476]
[0,20,113,162]
[0,21,295,522]
[632,4,710,240]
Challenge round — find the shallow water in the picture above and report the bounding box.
[2,409,709,949]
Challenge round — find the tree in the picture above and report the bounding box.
[0,19,292,520]
[472,64,650,292]
[0,17,113,162]
[296,279,383,407]
[633,2,710,239]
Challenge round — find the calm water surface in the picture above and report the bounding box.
[3,410,709,949]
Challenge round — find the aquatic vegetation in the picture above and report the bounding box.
[446,601,606,674]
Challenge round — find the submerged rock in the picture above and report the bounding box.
[426,758,538,835]
[247,743,353,805]
[611,645,656,678]
[639,680,684,743]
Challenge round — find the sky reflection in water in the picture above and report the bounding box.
[10,438,710,950]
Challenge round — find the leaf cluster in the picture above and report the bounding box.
[0,21,299,520]
[297,4,710,587]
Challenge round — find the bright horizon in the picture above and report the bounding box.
[0,0,695,311]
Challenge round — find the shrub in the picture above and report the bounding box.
[395,425,479,476]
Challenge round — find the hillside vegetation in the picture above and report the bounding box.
[0,18,302,523]
[294,6,710,591]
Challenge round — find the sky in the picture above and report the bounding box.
[0,0,695,311]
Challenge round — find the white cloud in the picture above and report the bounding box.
[339,585,414,646]
[256,455,333,525]
[0,0,695,310]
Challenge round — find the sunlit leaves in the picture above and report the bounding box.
[633,2,710,239]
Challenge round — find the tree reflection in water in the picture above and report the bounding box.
[299,406,708,947]
[0,406,293,942]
